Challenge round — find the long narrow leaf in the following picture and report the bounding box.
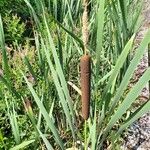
[110,29,150,112]
[10,140,35,150]
[41,38,76,139]
[100,67,150,146]
[0,15,10,81]
[115,100,150,138]
[37,129,54,150]
[102,34,135,99]
[96,0,105,67]
[41,4,75,120]
[22,72,64,149]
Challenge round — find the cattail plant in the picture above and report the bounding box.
[81,0,91,120]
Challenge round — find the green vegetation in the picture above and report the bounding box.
[0,0,149,149]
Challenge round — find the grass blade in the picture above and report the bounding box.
[37,129,54,150]
[96,0,105,67]
[0,15,10,81]
[10,140,35,150]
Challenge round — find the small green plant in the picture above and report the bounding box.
[3,12,25,44]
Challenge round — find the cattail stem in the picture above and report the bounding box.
[148,43,150,97]
[84,120,87,150]
[80,55,91,120]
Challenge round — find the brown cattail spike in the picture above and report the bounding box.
[80,55,91,120]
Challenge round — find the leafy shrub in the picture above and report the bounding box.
[3,13,25,44]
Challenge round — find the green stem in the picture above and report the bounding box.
[84,120,87,150]
[148,43,150,97]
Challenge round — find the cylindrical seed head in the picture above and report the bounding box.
[80,55,91,120]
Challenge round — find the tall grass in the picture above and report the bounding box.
[0,0,150,149]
